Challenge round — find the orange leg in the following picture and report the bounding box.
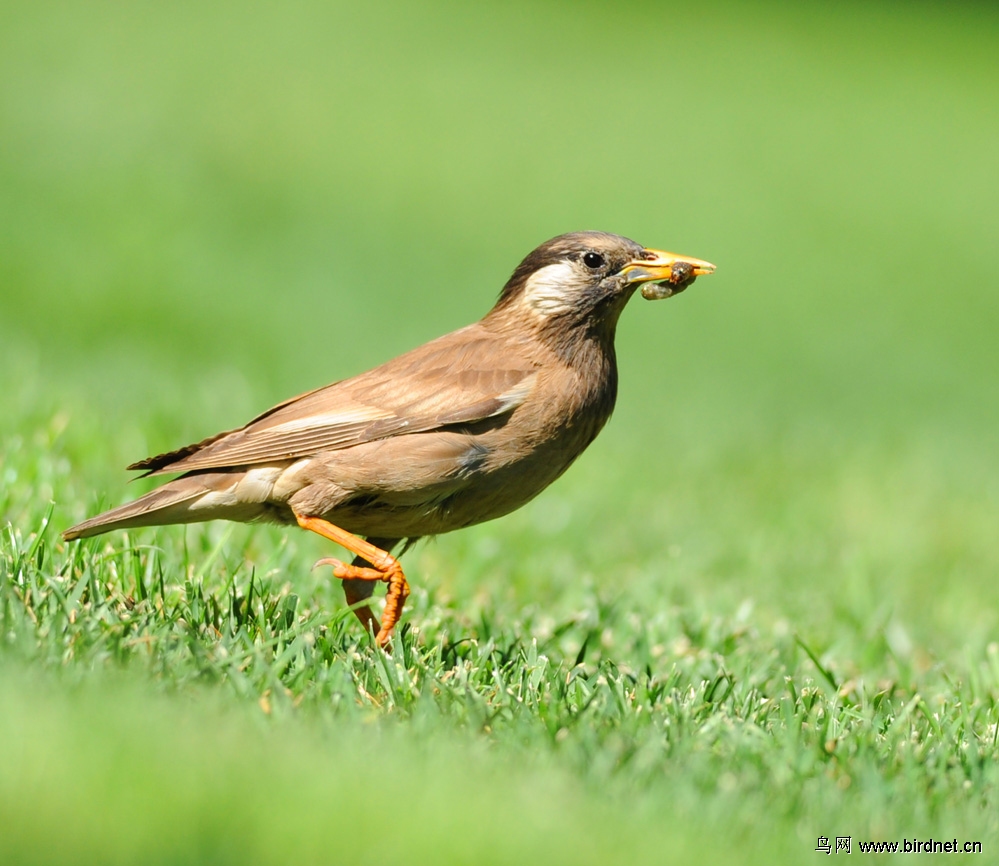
[295,513,409,648]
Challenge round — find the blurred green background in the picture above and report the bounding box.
[3,0,999,862]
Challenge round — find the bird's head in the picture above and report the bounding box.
[491,231,715,336]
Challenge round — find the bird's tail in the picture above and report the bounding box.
[63,476,219,540]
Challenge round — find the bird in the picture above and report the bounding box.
[63,231,715,646]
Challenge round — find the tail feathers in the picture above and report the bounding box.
[63,480,210,540]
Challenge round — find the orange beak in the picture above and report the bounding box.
[621,248,717,299]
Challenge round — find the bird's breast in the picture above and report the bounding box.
[427,359,617,527]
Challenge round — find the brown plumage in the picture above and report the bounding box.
[63,231,715,645]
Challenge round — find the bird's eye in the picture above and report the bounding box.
[582,252,605,269]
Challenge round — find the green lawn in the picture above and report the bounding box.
[3,1,999,862]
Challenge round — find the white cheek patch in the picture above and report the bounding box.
[521,261,588,317]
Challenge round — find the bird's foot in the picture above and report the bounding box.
[296,513,410,648]
[311,554,409,649]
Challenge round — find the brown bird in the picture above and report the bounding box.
[63,232,715,646]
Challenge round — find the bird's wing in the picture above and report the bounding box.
[130,324,539,476]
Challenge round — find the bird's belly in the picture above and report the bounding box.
[329,455,577,538]
[431,441,583,529]
[287,414,604,539]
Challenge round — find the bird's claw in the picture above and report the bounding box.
[312,556,392,583]
[312,556,346,573]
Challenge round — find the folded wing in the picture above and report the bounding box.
[130,324,538,477]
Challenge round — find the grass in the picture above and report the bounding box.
[3,0,999,862]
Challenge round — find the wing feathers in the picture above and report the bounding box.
[135,324,540,477]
